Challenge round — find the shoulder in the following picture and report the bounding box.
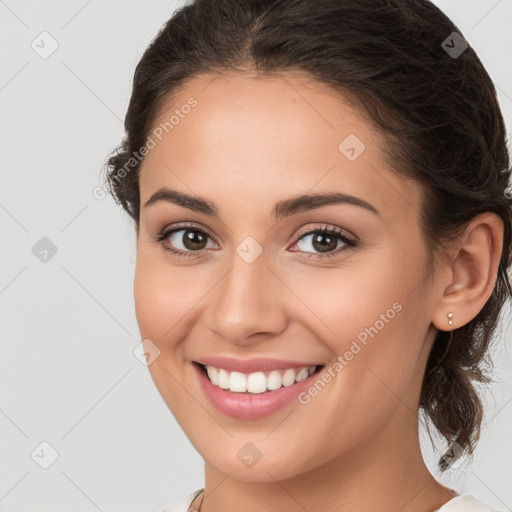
[158,489,204,512]
[437,494,500,512]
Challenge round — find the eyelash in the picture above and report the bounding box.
[153,223,357,260]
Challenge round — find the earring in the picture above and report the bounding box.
[447,312,454,327]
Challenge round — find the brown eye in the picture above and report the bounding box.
[180,229,209,250]
[309,232,339,253]
[293,227,356,258]
[154,224,218,259]
[166,228,213,252]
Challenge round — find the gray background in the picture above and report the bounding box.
[0,1,511,511]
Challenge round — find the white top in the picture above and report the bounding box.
[159,489,499,512]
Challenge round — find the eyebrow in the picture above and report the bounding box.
[143,187,380,219]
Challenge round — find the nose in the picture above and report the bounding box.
[204,250,288,346]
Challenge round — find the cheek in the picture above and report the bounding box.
[133,248,205,343]
[133,253,199,417]
[290,255,405,347]
[291,248,426,398]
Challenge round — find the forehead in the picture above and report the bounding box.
[144,70,377,162]
[138,70,421,222]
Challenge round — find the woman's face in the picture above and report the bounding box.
[134,71,441,481]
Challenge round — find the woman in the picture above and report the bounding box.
[104,0,512,510]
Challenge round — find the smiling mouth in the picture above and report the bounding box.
[195,362,325,394]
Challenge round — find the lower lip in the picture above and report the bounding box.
[193,362,322,419]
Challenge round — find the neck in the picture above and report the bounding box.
[197,411,456,512]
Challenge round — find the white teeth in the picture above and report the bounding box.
[218,368,230,389]
[295,368,309,382]
[206,366,219,386]
[267,370,282,391]
[229,371,247,392]
[203,364,319,393]
[282,368,296,387]
[247,372,267,394]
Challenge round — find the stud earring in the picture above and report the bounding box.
[447,312,454,327]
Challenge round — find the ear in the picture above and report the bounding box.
[432,212,504,332]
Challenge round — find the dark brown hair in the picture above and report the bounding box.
[104,0,512,470]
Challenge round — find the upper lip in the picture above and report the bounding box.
[194,356,324,374]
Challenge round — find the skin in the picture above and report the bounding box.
[133,70,503,512]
